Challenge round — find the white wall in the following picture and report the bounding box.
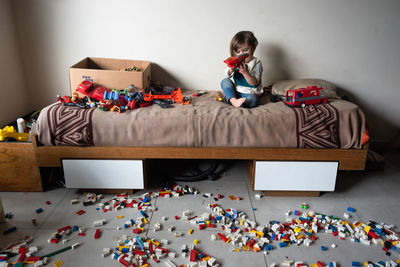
[11,0,400,142]
[0,0,29,127]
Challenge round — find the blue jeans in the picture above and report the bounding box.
[220,78,258,108]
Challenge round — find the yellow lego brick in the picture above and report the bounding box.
[117,215,124,219]
[53,259,64,267]
[296,219,302,224]
[143,218,148,224]
[234,248,241,252]
[194,239,198,244]
[188,229,193,235]
[297,234,303,239]
[310,264,318,267]
[225,238,231,243]
[364,261,369,266]
[294,227,302,233]
[202,256,210,261]
[242,245,250,251]
[140,264,149,267]
[364,225,371,234]
[150,240,160,246]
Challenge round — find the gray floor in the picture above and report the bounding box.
[1,151,399,266]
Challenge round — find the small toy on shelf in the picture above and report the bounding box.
[284,86,328,108]
[0,126,29,142]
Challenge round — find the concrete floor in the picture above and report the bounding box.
[1,151,399,266]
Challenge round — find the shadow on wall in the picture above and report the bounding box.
[260,43,294,86]
[336,85,400,152]
[151,63,183,87]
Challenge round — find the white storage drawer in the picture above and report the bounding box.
[62,159,144,189]
[254,161,338,191]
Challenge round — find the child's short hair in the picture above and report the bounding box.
[230,31,258,56]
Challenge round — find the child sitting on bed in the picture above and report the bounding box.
[221,31,263,108]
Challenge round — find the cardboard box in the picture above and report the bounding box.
[69,57,151,95]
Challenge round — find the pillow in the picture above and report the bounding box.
[272,79,340,99]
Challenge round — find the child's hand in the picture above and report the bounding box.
[237,62,249,75]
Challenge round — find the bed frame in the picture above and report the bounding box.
[32,135,368,196]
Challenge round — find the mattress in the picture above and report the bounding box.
[37,91,367,149]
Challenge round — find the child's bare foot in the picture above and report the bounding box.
[230,97,246,108]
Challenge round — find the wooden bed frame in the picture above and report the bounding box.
[31,135,368,196]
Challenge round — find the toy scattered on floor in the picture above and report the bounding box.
[2,185,400,266]
[347,207,356,213]
[5,212,13,219]
[3,226,17,235]
[35,208,43,214]
[284,86,328,108]
[301,203,308,209]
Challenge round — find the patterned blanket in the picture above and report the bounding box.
[42,104,95,146]
[37,92,366,149]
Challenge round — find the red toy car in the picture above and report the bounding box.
[284,86,328,108]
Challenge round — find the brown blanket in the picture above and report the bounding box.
[37,91,366,149]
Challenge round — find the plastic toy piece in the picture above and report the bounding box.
[284,86,328,108]
[347,207,355,213]
[189,249,197,262]
[3,226,17,235]
[76,210,85,215]
[223,53,249,69]
[35,208,44,214]
[75,80,106,101]
[143,88,183,103]
[193,91,206,97]
[94,229,101,239]
[213,91,224,102]
[0,126,29,142]
[53,259,63,267]
[43,245,73,258]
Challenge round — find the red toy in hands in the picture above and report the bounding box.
[223,53,248,69]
